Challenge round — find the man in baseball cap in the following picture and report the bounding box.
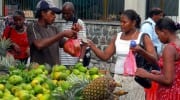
[27,0,77,66]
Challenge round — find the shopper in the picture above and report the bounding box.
[87,9,158,100]
[136,17,180,100]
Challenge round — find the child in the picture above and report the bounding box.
[2,10,29,63]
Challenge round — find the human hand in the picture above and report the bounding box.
[135,68,150,78]
[26,47,30,56]
[63,30,77,38]
[130,45,143,53]
[12,43,21,53]
[72,23,82,32]
[86,39,95,47]
[151,70,161,75]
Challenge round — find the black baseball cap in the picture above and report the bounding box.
[36,0,61,14]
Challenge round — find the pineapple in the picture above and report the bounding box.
[0,55,16,74]
[82,76,126,100]
[0,38,12,56]
[0,38,17,74]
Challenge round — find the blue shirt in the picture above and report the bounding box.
[140,18,162,55]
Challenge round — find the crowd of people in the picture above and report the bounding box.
[0,0,180,100]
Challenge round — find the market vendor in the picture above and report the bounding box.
[27,0,77,66]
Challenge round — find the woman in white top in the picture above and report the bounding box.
[87,9,158,100]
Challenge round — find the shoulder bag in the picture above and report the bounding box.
[134,33,160,88]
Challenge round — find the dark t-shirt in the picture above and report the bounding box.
[27,22,61,66]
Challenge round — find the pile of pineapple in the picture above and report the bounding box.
[0,38,128,100]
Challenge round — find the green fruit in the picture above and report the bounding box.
[31,79,40,87]
[34,68,43,75]
[29,90,35,95]
[2,94,14,100]
[4,89,11,95]
[34,76,44,84]
[12,97,20,100]
[78,74,84,79]
[85,74,91,80]
[0,84,5,91]
[75,62,83,69]
[36,93,43,99]
[43,70,48,75]
[39,94,50,100]
[8,75,23,85]
[78,66,87,73]
[11,86,22,94]
[38,65,46,70]
[42,83,49,89]
[5,82,13,90]
[72,69,80,75]
[0,90,3,98]
[43,88,50,94]
[65,70,71,75]
[18,90,31,100]
[34,85,43,94]
[51,72,61,80]
[24,84,32,90]
[59,72,68,80]
[53,65,67,72]
[89,67,99,75]
[91,74,100,80]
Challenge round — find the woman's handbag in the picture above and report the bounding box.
[134,33,160,89]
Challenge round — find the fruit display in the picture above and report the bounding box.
[0,39,128,100]
[0,61,128,100]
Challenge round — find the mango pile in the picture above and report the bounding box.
[0,62,104,100]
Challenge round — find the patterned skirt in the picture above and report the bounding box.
[114,74,145,100]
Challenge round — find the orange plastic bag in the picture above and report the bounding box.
[145,81,159,100]
[123,50,137,75]
[63,39,81,57]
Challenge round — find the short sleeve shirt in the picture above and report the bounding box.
[140,18,163,55]
[27,22,60,66]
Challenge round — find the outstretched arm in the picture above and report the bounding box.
[88,36,116,61]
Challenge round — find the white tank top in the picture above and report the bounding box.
[114,32,144,74]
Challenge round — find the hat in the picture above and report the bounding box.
[36,0,61,14]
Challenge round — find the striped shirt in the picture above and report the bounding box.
[59,19,86,65]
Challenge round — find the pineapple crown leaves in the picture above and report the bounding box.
[0,38,12,56]
[53,74,90,100]
[15,61,27,70]
[0,55,17,70]
[0,38,12,49]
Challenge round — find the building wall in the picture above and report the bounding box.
[0,0,2,16]
[125,0,146,21]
